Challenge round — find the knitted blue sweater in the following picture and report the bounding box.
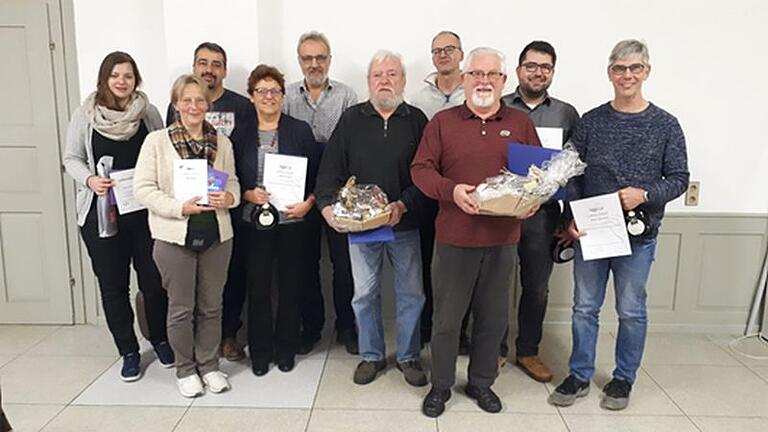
[567,102,689,237]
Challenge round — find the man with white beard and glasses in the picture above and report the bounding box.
[411,47,541,418]
[283,31,360,356]
[314,51,429,387]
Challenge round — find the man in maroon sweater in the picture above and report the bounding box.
[411,47,541,418]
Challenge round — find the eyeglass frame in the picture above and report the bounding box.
[253,87,284,98]
[299,54,330,65]
[464,70,506,81]
[431,45,461,57]
[609,63,647,75]
[520,61,554,74]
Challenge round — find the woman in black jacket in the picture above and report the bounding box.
[239,65,320,376]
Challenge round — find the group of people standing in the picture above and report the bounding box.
[63,29,688,417]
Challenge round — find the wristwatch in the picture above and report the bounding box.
[643,190,649,203]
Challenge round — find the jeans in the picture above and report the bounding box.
[349,229,424,363]
[569,237,657,384]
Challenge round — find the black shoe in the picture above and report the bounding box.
[353,359,387,385]
[422,387,451,418]
[336,328,359,355]
[458,333,471,356]
[153,341,175,368]
[465,384,502,413]
[600,378,632,410]
[297,333,321,355]
[277,356,295,373]
[252,359,270,376]
[548,374,590,407]
[120,352,142,382]
[396,360,428,387]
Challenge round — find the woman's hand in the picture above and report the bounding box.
[243,187,270,205]
[207,191,234,209]
[87,175,113,196]
[181,196,215,216]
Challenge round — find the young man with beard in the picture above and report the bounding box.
[498,41,580,382]
[314,51,429,387]
[283,31,359,356]
[411,47,541,417]
[166,42,256,362]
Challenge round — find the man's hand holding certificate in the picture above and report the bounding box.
[569,192,632,261]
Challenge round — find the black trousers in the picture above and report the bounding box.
[80,204,168,356]
[300,208,355,338]
[500,201,560,357]
[419,200,438,337]
[222,210,247,339]
[247,222,306,363]
[430,242,516,389]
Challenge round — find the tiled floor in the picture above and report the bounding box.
[1,324,768,431]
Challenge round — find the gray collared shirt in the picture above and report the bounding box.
[410,72,465,119]
[501,88,580,144]
[283,79,358,143]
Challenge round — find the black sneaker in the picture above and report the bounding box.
[548,375,590,407]
[458,333,471,356]
[153,341,175,368]
[600,378,632,410]
[465,384,502,413]
[396,360,428,387]
[336,328,359,355]
[353,360,386,385]
[120,352,141,382]
[297,333,321,355]
[422,387,451,418]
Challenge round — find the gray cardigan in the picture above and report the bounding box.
[63,103,164,226]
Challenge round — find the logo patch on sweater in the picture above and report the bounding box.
[499,129,511,137]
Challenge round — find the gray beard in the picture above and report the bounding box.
[371,94,404,110]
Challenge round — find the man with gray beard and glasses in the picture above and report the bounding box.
[411,47,541,417]
[314,51,429,388]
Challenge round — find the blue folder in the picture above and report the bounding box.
[507,142,566,201]
[349,226,395,244]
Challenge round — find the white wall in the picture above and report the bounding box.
[72,0,768,214]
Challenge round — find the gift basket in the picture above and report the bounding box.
[472,144,587,217]
[332,176,391,231]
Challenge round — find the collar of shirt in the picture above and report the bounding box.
[361,101,411,118]
[458,102,506,121]
[508,87,551,109]
[298,79,334,93]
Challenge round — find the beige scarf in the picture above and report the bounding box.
[86,90,149,140]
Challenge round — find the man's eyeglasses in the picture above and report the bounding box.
[254,88,283,98]
[300,54,329,64]
[521,62,554,74]
[465,70,505,81]
[431,45,460,57]
[609,63,646,75]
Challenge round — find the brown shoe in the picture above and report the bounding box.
[220,337,245,362]
[516,356,552,383]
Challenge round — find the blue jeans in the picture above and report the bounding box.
[569,237,656,384]
[349,229,424,362]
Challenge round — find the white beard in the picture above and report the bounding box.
[471,92,495,108]
[371,94,404,110]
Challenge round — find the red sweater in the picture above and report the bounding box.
[410,104,540,247]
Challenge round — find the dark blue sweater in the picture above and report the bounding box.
[567,102,689,237]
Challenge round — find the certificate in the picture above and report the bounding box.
[173,159,208,205]
[570,192,631,261]
[535,127,564,150]
[109,169,145,214]
[262,153,307,211]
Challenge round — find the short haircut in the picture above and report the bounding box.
[367,50,406,78]
[609,39,650,66]
[464,47,507,74]
[297,31,331,55]
[95,51,142,110]
[194,42,227,67]
[431,30,462,48]
[247,64,286,95]
[518,40,557,66]
[170,74,211,106]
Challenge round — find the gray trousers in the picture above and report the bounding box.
[430,241,516,389]
[153,239,232,379]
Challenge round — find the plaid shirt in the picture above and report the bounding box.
[283,79,358,143]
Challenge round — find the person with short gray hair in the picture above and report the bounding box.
[548,39,688,411]
[314,50,429,388]
[283,31,359,357]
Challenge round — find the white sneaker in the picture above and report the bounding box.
[202,370,231,393]
[177,374,204,398]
